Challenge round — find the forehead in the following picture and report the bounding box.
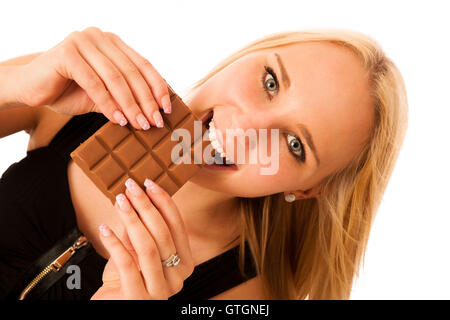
[264,42,374,175]
[265,42,370,98]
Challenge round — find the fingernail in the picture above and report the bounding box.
[125,178,142,196]
[153,111,164,128]
[116,193,132,211]
[113,110,128,126]
[136,113,150,130]
[99,224,112,237]
[144,178,158,193]
[162,94,171,114]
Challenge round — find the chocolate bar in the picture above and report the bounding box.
[70,84,210,204]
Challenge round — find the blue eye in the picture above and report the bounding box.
[287,134,306,163]
[261,66,279,100]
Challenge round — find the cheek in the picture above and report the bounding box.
[240,161,302,196]
[216,63,262,108]
[233,137,310,196]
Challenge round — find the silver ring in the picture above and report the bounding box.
[162,253,180,267]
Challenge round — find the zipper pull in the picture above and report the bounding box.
[18,235,89,300]
[50,236,88,272]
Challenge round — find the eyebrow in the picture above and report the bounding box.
[273,53,320,166]
[275,53,291,89]
[297,123,321,167]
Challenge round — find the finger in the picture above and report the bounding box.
[143,178,195,277]
[106,32,172,116]
[103,33,165,128]
[98,224,147,298]
[71,31,143,130]
[123,178,186,295]
[114,193,169,299]
[123,178,177,266]
[55,44,128,126]
[84,28,156,129]
[115,228,141,267]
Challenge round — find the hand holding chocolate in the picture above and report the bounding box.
[70,84,210,204]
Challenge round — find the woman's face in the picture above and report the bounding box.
[186,42,374,198]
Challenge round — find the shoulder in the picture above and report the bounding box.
[208,275,270,300]
[0,105,41,139]
[27,107,73,151]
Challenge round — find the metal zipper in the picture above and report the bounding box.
[18,235,89,300]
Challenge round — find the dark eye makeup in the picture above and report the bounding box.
[261,66,279,100]
[261,65,306,164]
[287,134,306,163]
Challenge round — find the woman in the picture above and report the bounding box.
[0,27,408,299]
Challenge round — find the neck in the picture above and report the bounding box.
[172,181,241,247]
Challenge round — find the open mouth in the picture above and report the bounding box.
[202,110,214,126]
[202,110,237,169]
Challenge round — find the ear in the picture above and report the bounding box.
[286,185,322,200]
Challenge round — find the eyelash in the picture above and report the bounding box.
[261,65,306,163]
[287,134,306,163]
[260,66,278,101]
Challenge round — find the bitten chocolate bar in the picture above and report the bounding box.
[70,84,210,204]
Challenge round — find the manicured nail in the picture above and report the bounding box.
[153,110,164,128]
[125,178,142,196]
[113,110,128,126]
[136,113,150,130]
[99,224,112,237]
[116,193,132,211]
[144,178,158,193]
[162,94,171,114]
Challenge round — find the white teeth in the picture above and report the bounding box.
[208,120,229,161]
[209,129,216,140]
[211,140,220,149]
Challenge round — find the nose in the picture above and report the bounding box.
[224,108,278,151]
[226,108,276,131]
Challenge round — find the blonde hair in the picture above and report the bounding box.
[184,29,408,299]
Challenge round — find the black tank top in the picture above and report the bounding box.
[0,112,257,300]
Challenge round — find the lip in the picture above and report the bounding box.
[204,163,238,171]
[202,110,214,125]
[203,109,237,167]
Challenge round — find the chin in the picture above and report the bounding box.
[188,169,232,193]
[188,171,271,198]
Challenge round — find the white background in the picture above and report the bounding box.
[1,0,449,299]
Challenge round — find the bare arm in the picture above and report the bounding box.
[0,65,23,111]
[0,52,43,66]
[0,52,45,138]
[0,52,43,110]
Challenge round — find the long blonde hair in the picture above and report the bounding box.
[184,29,408,299]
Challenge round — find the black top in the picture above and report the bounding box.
[0,112,257,300]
